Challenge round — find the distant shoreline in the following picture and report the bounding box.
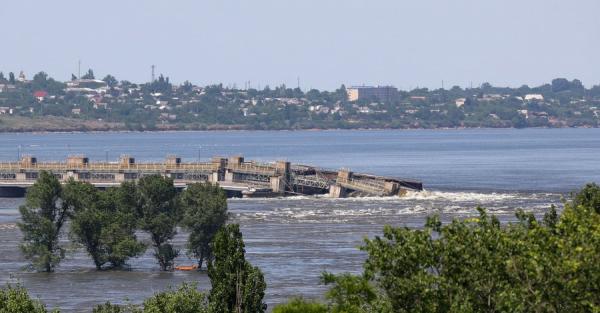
[1,125,598,135]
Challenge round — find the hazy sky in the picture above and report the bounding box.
[1,0,599,90]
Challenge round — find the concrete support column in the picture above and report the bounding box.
[337,169,353,182]
[115,173,126,183]
[384,181,400,195]
[225,170,234,182]
[270,176,286,193]
[15,173,26,182]
[329,184,346,198]
[66,171,78,181]
[209,172,220,183]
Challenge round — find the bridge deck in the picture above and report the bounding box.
[0,155,423,198]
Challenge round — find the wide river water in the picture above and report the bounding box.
[1,128,599,311]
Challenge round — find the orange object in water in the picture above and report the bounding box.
[175,264,199,271]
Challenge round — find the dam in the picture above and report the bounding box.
[0,155,423,198]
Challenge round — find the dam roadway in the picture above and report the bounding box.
[0,155,423,198]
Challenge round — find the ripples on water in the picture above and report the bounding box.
[0,190,561,312]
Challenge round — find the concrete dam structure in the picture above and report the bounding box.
[0,155,423,198]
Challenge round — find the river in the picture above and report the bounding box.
[1,128,599,311]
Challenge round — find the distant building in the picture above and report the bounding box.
[66,79,108,94]
[524,94,544,101]
[346,86,398,102]
[18,71,27,82]
[34,90,48,101]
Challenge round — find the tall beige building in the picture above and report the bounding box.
[346,86,399,102]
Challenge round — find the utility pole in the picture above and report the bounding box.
[297,76,300,90]
[78,60,81,79]
[151,65,156,82]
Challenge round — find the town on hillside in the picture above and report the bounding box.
[0,69,599,131]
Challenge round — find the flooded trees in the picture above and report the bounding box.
[17,171,69,272]
[68,181,145,270]
[208,224,267,313]
[136,175,180,271]
[181,182,229,270]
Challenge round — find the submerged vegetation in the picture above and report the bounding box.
[18,172,228,271]
[8,177,600,312]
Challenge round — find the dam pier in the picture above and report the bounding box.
[0,155,423,198]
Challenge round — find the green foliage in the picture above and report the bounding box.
[69,182,145,269]
[0,285,53,313]
[136,175,179,271]
[272,298,328,313]
[208,224,267,313]
[17,171,68,272]
[320,185,600,313]
[92,302,136,313]
[103,75,118,88]
[181,183,228,269]
[82,69,95,80]
[142,283,207,313]
[320,273,391,313]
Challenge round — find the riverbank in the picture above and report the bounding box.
[1,115,598,133]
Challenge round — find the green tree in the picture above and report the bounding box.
[103,75,118,88]
[8,72,15,84]
[272,298,327,313]
[69,182,145,269]
[319,184,600,313]
[82,69,95,80]
[321,273,391,313]
[17,171,68,272]
[0,284,52,313]
[142,283,207,313]
[136,175,179,271]
[93,302,136,313]
[181,183,228,269]
[208,224,267,313]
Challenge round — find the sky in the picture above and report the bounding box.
[1,0,599,90]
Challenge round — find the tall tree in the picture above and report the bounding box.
[181,182,228,269]
[68,181,145,269]
[82,69,95,80]
[136,175,179,271]
[8,72,15,84]
[208,224,267,313]
[103,75,118,88]
[17,171,68,272]
[0,72,6,83]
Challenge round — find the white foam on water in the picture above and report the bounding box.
[400,190,524,202]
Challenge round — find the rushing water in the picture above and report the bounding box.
[0,128,599,312]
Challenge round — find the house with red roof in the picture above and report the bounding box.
[34,90,48,101]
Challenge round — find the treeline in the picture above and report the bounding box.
[3,182,599,312]
[18,171,228,271]
[2,69,600,131]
